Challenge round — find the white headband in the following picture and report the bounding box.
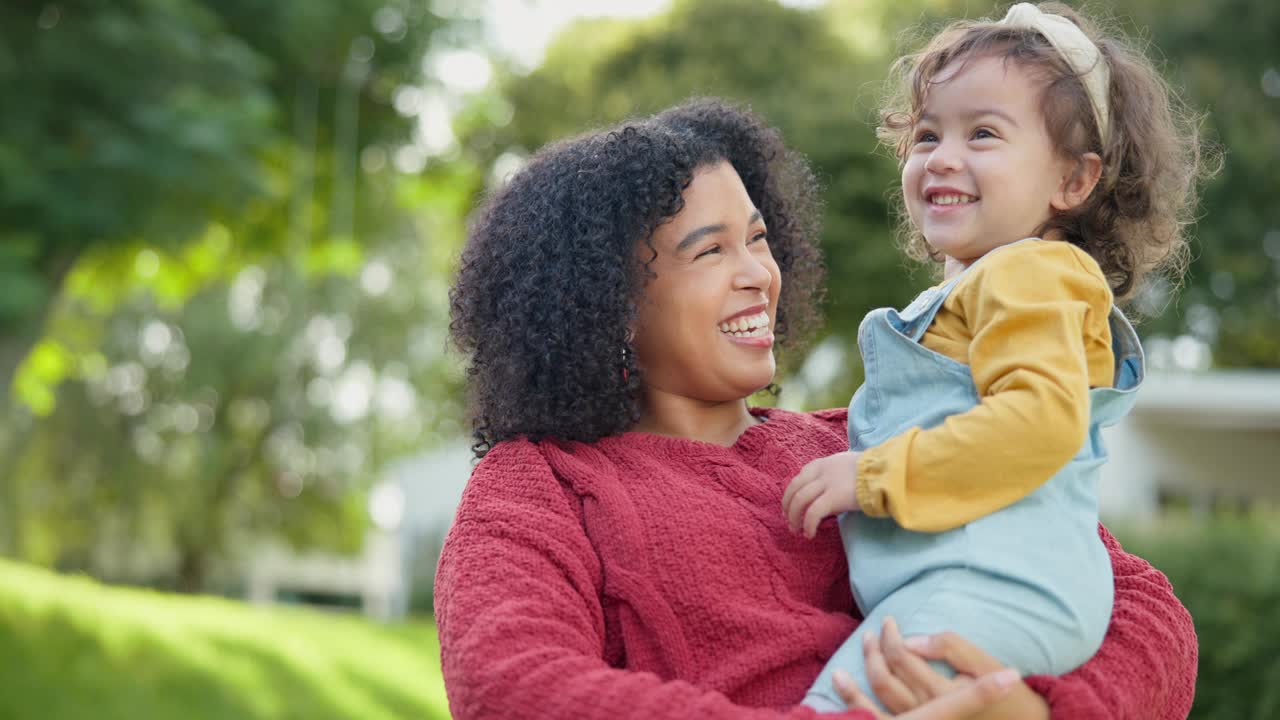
[1000,3,1111,144]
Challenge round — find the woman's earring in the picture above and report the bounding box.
[621,345,631,382]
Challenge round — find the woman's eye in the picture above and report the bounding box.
[749,232,768,244]
[695,245,721,259]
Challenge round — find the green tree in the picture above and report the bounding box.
[0,0,481,573]
[0,0,442,396]
[8,166,477,592]
[1114,0,1280,366]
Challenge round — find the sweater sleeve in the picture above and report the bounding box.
[1025,525,1198,719]
[434,440,871,720]
[855,241,1114,532]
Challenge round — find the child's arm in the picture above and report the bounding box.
[856,241,1114,532]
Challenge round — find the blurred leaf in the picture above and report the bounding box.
[0,0,452,398]
[12,339,72,416]
[1118,515,1280,719]
[302,238,365,278]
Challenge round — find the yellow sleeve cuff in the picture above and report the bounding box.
[856,445,894,518]
[855,428,976,532]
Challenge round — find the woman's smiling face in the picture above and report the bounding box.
[632,161,782,404]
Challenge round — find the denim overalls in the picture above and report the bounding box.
[805,243,1145,711]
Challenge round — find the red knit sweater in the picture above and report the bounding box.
[435,408,1196,719]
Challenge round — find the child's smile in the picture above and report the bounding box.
[924,187,980,215]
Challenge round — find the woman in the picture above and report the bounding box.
[437,98,1196,719]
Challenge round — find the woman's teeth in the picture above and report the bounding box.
[930,193,978,205]
[719,311,770,338]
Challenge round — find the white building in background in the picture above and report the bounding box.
[247,529,405,620]
[247,441,475,620]
[379,441,476,613]
[1100,370,1280,521]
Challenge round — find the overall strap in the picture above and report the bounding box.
[895,238,1045,342]
[1107,306,1146,391]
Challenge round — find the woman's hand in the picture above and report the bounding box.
[832,662,1019,719]
[781,452,862,538]
[843,617,1050,720]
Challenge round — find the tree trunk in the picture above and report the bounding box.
[0,331,38,553]
[0,332,37,557]
[175,545,207,594]
[1,245,80,395]
[0,246,80,556]
[0,336,30,405]
[0,421,30,557]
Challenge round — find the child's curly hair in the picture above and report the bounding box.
[449,99,824,457]
[879,2,1214,301]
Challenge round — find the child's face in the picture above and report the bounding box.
[902,55,1076,269]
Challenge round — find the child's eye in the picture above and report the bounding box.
[914,130,939,144]
[972,127,997,140]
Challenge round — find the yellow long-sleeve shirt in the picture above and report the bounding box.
[854,239,1116,533]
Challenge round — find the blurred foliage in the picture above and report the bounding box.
[4,167,477,591]
[1117,515,1280,720]
[1116,0,1280,367]
[0,0,445,393]
[0,558,449,719]
[0,0,484,590]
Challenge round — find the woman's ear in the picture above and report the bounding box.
[1051,152,1103,211]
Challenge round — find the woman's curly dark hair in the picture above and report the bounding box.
[449,98,825,457]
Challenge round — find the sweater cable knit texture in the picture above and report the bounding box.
[435,408,1196,719]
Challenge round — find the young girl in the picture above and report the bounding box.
[782,2,1206,712]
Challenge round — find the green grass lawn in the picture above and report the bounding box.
[0,558,450,719]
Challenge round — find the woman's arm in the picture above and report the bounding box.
[434,440,869,720]
[1022,525,1198,719]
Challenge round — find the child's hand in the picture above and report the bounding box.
[781,452,862,538]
